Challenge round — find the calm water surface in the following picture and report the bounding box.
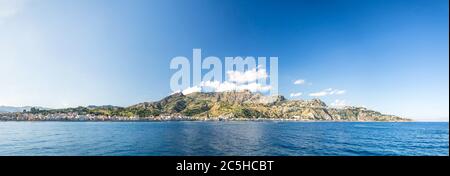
[0,121,448,156]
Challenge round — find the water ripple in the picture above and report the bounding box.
[0,121,448,156]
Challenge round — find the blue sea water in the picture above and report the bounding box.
[0,121,448,156]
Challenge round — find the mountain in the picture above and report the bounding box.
[0,106,51,113]
[0,90,410,121]
[128,90,409,121]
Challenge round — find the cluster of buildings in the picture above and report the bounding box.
[0,112,199,121]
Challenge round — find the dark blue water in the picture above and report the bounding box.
[0,121,448,156]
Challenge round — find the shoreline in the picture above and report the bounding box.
[0,112,413,122]
[0,119,416,122]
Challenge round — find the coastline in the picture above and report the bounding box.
[0,116,414,122]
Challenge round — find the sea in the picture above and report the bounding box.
[0,121,448,156]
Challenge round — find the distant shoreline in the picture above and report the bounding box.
[0,117,415,122]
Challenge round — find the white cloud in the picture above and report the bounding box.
[170,90,181,95]
[293,79,305,85]
[309,88,346,97]
[227,67,268,83]
[290,92,303,97]
[329,89,346,95]
[181,86,201,95]
[200,80,236,92]
[237,82,271,92]
[309,91,328,97]
[175,68,272,95]
[331,99,347,108]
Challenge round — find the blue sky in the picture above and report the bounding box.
[0,0,448,121]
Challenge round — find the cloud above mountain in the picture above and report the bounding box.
[178,68,271,95]
[227,67,268,84]
[290,92,303,97]
[309,88,346,97]
[293,79,305,85]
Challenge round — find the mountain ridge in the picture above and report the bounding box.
[127,90,408,121]
[0,90,410,121]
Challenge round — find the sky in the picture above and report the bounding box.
[0,0,448,121]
